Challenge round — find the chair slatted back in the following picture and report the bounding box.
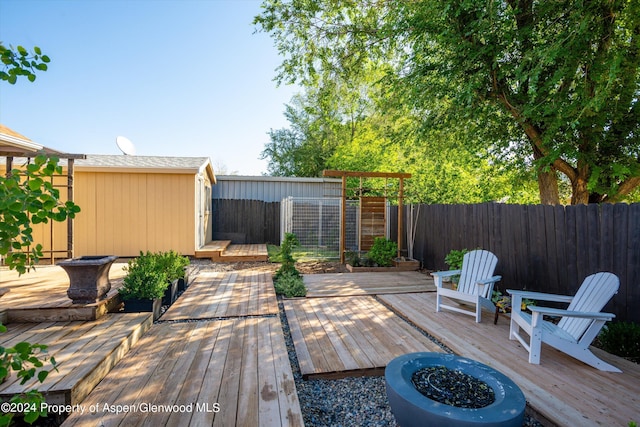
[458,250,498,298]
[559,272,619,340]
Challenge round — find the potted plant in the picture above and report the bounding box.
[119,251,168,320]
[156,250,190,305]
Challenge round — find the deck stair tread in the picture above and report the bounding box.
[195,242,268,263]
[0,312,152,405]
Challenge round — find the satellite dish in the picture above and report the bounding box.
[116,136,136,155]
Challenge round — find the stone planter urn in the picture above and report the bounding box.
[58,255,118,304]
[385,352,526,427]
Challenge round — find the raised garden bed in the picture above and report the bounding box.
[346,258,420,272]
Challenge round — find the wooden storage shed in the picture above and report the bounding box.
[69,155,216,257]
[19,154,216,259]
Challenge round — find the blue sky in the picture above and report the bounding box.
[0,0,298,175]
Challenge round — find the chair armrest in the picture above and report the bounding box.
[528,306,616,321]
[431,269,461,278]
[477,275,502,286]
[507,289,574,303]
[432,269,461,289]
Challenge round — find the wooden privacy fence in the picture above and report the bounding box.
[212,199,280,244]
[212,198,638,323]
[405,203,640,324]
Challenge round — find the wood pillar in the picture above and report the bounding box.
[67,159,75,259]
[398,177,404,259]
[340,175,346,264]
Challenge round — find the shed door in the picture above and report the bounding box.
[196,177,211,248]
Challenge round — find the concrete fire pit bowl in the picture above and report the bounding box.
[385,352,525,427]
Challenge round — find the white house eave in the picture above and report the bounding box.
[0,132,43,152]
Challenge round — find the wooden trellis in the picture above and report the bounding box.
[322,170,411,263]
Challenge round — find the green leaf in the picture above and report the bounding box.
[23,412,39,423]
[14,341,32,354]
[27,178,43,191]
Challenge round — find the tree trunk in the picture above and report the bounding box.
[534,154,560,205]
[571,176,590,205]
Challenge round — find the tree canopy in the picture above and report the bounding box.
[0,43,50,84]
[255,0,640,204]
[0,44,80,274]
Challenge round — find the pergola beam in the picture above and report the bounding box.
[323,170,411,179]
[322,170,411,263]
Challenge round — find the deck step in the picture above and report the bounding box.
[0,312,152,406]
[194,240,232,258]
[195,242,268,263]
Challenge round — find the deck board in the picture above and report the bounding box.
[162,271,278,321]
[0,264,128,322]
[62,318,303,427]
[379,292,640,427]
[195,242,268,262]
[219,244,268,262]
[303,271,435,297]
[284,296,444,379]
[0,313,152,406]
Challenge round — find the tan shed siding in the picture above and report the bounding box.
[73,171,196,257]
[74,172,97,255]
[28,173,69,257]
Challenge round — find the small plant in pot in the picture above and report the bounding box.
[119,251,168,320]
[156,250,190,305]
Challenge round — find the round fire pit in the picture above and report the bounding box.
[385,352,525,427]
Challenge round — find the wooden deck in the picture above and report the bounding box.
[380,292,640,427]
[284,296,444,379]
[194,241,268,262]
[0,312,152,405]
[162,271,278,321]
[0,263,128,322]
[303,271,434,297]
[62,317,302,427]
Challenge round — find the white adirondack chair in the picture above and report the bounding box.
[431,249,501,323]
[508,272,621,372]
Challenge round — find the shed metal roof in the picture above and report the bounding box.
[3,154,216,183]
[212,175,341,202]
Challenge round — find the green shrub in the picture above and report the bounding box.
[345,251,362,267]
[598,321,640,362]
[274,271,307,298]
[0,323,56,426]
[119,251,168,300]
[274,233,301,281]
[444,248,469,270]
[272,233,306,297]
[156,250,190,281]
[367,237,397,267]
